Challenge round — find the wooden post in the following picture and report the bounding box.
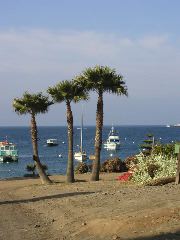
[175,152,180,184]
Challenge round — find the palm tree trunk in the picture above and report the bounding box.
[31,113,52,184]
[91,91,103,181]
[66,101,75,183]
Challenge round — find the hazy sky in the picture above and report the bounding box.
[0,0,180,126]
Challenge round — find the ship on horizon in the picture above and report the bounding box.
[166,123,180,127]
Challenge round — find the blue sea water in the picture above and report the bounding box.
[0,125,180,179]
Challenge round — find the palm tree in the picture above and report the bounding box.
[47,80,88,183]
[13,92,52,184]
[75,65,128,181]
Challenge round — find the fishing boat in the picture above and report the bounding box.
[74,112,87,162]
[46,139,58,146]
[0,140,18,162]
[104,125,120,150]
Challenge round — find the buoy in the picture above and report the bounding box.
[59,154,62,158]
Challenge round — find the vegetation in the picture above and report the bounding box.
[26,164,36,176]
[26,163,48,176]
[75,162,89,174]
[140,133,155,156]
[132,143,177,184]
[13,92,52,184]
[75,65,128,181]
[48,80,88,183]
[100,157,127,173]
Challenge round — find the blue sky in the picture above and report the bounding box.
[0,0,180,126]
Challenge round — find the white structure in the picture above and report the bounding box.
[46,139,58,146]
[74,111,87,162]
[104,126,120,150]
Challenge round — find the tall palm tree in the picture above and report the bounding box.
[13,92,52,184]
[75,65,128,181]
[47,80,88,183]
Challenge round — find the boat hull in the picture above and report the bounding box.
[46,139,58,146]
[0,155,18,163]
[74,152,87,162]
[104,143,120,150]
[47,143,58,147]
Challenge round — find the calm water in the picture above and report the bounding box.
[0,125,180,179]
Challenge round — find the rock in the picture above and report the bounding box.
[34,224,40,228]
[112,235,120,239]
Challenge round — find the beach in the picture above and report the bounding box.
[0,173,180,240]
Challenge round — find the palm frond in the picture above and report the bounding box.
[74,65,128,96]
[13,92,53,115]
[48,80,89,103]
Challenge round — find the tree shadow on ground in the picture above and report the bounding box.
[0,191,95,205]
[53,179,87,183]
[122,231,180,240]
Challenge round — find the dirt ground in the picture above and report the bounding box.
[0,173,180,240]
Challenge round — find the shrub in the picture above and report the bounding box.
[75,162,89,174]
[124,155,138,171]
[26,164,36,176]
[132,153,176,184]
[100,157,126,173]
[147,163,159,179]
[26,163,48,176]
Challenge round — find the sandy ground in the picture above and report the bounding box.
[0,173,180,240]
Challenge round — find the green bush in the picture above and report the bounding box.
[26,163,48,176]
[75,162,89,174]
[132,153,176,184]
[147,163,159,179]
[100,157,126,173]
[124,155,138,171]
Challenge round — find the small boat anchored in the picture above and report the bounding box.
[46,139,58,146]
[104,125,120,150]
[74,111,87,162]
[0,140,18,162]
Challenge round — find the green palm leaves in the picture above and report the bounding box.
[47,80,88,104]
[75,65,128,96]
[13,92,53,115]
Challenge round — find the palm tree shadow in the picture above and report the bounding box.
[123,231,180,240]
[52,179,87,184]
[0,191,95,205]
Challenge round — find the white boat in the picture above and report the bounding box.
[74,151,87,162]
[104,126,120,150]
[46,139,58,146]
[74,111,87,162]
[0,140,18,162]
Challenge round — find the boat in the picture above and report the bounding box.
[104,125,120,150]
[166,123,180,128]
[46,139,58,146]
[0,140,18,162]
[74,111,87,162]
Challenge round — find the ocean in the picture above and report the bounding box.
[0,125,180,179]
